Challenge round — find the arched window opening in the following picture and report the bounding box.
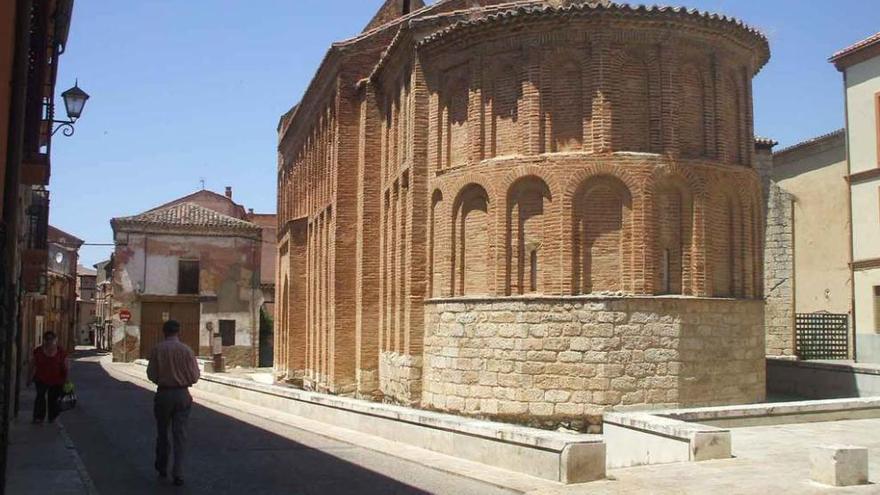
[529,249,538,293]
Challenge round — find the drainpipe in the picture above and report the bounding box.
[842,69,856,361]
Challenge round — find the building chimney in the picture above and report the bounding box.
[402,0,412,15]
[225,186,232,199]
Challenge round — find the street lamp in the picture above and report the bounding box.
[52,80,90,137]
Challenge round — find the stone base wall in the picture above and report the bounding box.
[379,351,422,406]
[764,183,796,357]
[112,326,140,363]
[422,297,765,430]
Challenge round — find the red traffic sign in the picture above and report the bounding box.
[119,309,132,323]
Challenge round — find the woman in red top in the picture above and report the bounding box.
[28,331,68,423]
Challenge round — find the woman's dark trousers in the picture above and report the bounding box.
[33,381,62,422]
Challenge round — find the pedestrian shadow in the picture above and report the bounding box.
[63,352,445,495]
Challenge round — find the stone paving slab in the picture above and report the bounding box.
[6,387,96,495]
[535,417,880,494]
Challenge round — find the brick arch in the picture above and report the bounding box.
[705,175,742,298]
[498,166,561,200]
[648,163,708,200]
[651,173,696,295]
[608,46,662,153]
[486,55,523,158]
[678,61,712,158]
[562,164,643,203]
[569,174,635,295]
[542,47,589,153]
[721,69,746,165]
[451,182,494,296]
[504,175,554,295]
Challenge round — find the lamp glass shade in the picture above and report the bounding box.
[61,83,89,121]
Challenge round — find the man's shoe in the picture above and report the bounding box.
[173,477,184,487]
[154,461,167,478]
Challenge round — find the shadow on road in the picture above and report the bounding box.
[61,349,435,495]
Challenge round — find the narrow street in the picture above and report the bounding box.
[59,350,518,495]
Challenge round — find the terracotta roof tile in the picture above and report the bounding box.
[773,129,845,156]
[416,2,770,70]
[830,31,880,63]
[112,202,260,233]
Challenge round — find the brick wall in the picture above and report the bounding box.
[423,297,765,430]
[276,1,770,406]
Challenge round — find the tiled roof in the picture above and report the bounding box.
[416,2,770,70]
[830,31,880,64]
[112,202,260,234]
[774,129,845,157]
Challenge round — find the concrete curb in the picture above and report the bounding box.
[105,360,562,493]
[119,359,605,484]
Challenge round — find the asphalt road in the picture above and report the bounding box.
[60,350,519,495]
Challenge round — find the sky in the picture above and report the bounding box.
[51,0,879,267]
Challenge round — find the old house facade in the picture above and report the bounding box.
[832,32,880,362]
[75,265,97,345]
[276,0,770,427]
[110,189,273,367]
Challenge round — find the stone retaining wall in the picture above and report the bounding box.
[422,296,765,430]
[379,351,423,405]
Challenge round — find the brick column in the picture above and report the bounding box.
[591,37,612,153]
[523,47,543,155]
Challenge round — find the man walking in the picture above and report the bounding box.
[147,320,200,486]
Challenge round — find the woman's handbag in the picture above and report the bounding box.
[57,381,77,412]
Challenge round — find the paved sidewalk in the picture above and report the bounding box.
[6,385,96,495]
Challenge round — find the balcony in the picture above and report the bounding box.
[21,152,50,186]
[22,189,49,294]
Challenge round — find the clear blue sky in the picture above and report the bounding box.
[52,0,878,267]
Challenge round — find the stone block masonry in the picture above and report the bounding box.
[423,297,765,429]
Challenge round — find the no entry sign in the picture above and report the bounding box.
[119,309,132,323]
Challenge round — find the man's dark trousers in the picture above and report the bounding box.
[154,387,192,479]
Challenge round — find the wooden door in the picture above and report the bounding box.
[170,302,200,354]
[140,302,201,358]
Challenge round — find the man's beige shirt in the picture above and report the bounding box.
[146,336,200,388]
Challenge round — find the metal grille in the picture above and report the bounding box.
[795,312,849,360]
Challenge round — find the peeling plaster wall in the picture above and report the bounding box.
[112,231,261,365]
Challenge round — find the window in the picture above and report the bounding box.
[219,319,236,346]
[876,92,880,166]
[874,286,880,332]
[178,260,199,295]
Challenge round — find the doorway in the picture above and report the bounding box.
[140,302,200,358]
